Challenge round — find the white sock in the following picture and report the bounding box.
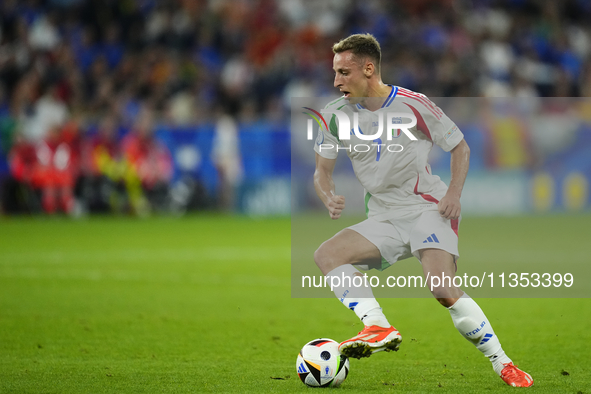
[326,264,390,328]
[448,293,512,375]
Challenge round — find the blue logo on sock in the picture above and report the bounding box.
[479,333,493,345]
[348,302,358,311]
[340,290,349,302]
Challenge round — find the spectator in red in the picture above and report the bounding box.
[80,114,123,213]
[120,108,173,214]
[9,133,35,181]
[9,124,78,214]
[5,132,37,212]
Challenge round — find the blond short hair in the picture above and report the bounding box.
[332,33,381,74]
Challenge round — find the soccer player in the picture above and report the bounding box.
[313,33,533,388]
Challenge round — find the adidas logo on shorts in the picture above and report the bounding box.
[422,233,439,243]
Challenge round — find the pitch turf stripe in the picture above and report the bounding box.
[0,247,290,264]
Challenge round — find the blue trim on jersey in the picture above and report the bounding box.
[355,85,397,110]
[384,86,398,107]
[380,85,395,108]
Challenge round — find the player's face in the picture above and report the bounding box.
[333,51,369,104]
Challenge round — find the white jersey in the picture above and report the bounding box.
[314,86,464,221]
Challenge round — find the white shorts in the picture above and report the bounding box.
[348,209,460,271]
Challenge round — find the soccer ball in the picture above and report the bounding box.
[296,338,349,388]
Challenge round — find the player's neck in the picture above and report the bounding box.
[360,81,392,111]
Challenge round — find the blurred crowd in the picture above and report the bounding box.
[0,0,590,214]
[6,106,173,215]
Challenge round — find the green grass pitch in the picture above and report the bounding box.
[1,214,590,393]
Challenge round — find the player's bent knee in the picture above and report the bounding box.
[313,242,338,272]
[314,239,351,274]
[313,245,326,268]
[435,297,458,308]
[429,284,461,301]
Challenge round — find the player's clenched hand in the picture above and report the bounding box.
[438,194,461,220]
[326,194,345,220]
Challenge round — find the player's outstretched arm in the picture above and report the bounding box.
[438,139,470,220]
[314,153,345,220]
